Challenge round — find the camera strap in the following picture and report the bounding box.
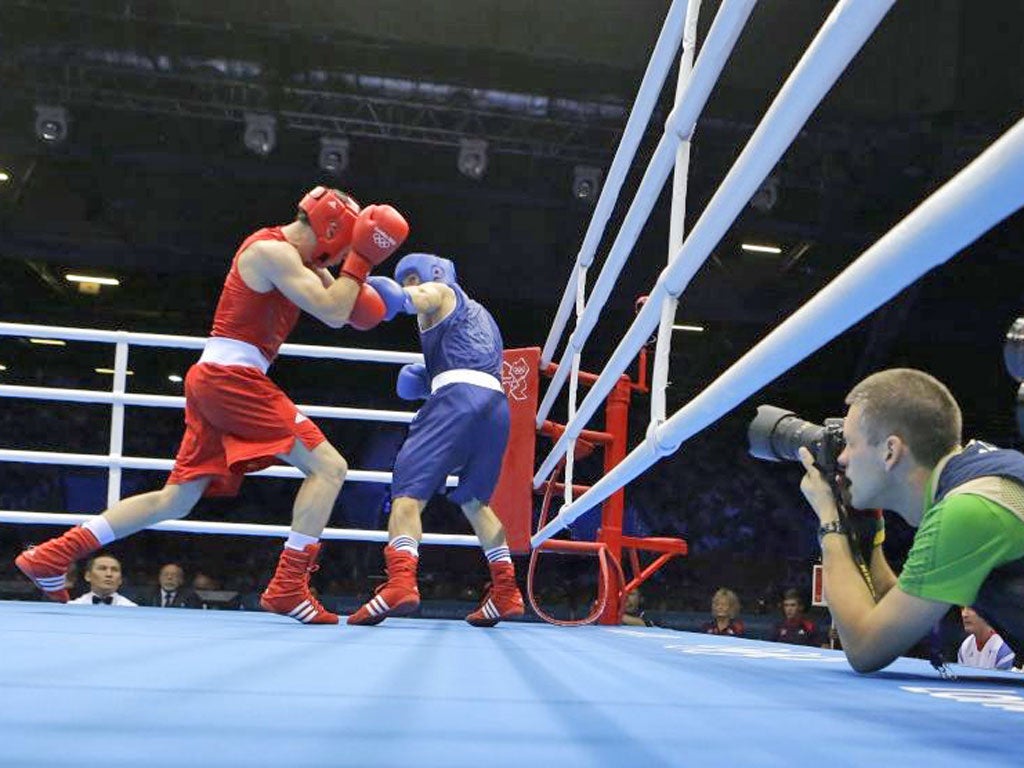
[828,478,877,601]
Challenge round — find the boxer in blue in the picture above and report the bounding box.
[348,253,525,626]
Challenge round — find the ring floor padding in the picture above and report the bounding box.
[1,601,1022,767]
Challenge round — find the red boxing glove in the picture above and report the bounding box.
[340,204,410,283]
[348,282,387,331]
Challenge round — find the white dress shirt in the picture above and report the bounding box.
[69,591,138,607]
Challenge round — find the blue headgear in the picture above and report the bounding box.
[394,252,457,286]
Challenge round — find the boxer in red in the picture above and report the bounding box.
[15,187,409,625]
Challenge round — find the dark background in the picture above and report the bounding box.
[1,1,1023,627]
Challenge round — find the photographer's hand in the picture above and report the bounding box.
[798,447,840,524]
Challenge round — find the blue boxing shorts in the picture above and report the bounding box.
[391,382,510,505]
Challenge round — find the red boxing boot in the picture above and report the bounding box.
[15,526,102,603]
[260,543,338,625]
[347,545,420,625]
[466,561,525,627]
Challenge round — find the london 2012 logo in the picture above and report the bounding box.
[501,357,530,401]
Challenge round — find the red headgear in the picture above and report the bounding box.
[297,186,361,267]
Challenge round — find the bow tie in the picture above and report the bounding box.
[92,595,114,605]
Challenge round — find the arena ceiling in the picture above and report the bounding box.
[0,0,1022,408]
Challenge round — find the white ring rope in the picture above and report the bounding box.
[0,384,419,422]
[0,511,481,547]
[0,322,423,364]
[540,0,692,370]
[535,0,758,429]
[0,448,414,484]
[533,109,1024,548]
[532,0,1024,548]
[535,0,896,486]
[0,324,464,543]
[653,0,703,426]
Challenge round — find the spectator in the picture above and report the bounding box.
[701,587,745,636]
[68,554,138,606]
[957,606,1015,671]
[770,588,823,646]
[192,572,220,592]
[621,588,653,627]
[192,571,241,610]
[141,562,205,608]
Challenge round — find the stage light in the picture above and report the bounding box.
[66,274,120,286]
[741,243,782,254]
[457,138,488,180]
[572,166,603,203]
[243,113,277,156]
[34,105,68,144]
[318,137,350,175]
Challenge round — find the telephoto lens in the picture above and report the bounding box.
[747,405,827,463]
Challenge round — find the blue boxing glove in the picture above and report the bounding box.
[366,275,416,321]
[396,363,431,400]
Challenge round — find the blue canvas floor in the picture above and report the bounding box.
[1,600,1022,767]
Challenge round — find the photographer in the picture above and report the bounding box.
[797,368,1024,673]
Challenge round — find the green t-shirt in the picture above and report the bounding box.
[899,493,1024,604]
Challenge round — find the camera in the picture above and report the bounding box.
[748,405,877,591]
[747,405,845,475]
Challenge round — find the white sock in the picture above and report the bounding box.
[484,545,512,564]
[83,516,116,546]
[285,531,319,551]
[389,535,419,557]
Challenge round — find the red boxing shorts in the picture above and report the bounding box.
[168,363,326,497]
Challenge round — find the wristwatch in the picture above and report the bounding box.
[818,519,846,543]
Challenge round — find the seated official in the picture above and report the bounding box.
[68,554,138,606]
[140,562,205,608]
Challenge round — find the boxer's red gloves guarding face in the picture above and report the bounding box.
[340,205,409,283]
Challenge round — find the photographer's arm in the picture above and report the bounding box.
[819,535,948,672]
[799,448,949,672]
[869,545,898,598]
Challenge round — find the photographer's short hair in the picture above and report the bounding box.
[845,368,961,466]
